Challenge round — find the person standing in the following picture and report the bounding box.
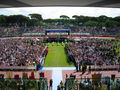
[88,65,91,74]
[60,81,64,90]
[79,63,81,72]
[76,59,79,72]
[57,85,60,90]
[50,79,53,90]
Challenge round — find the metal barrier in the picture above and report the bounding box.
[39,78,48,90]
[0,66,36,71]
[65,77,120,90]
[0,78,48,90]
[65,77,74,90]
[90,64,120,71]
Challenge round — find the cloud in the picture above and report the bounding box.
[0,7,120,19]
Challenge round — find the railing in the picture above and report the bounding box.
[76,65,120,71]
[0,66,36,71]
[0,78,48,90]
[90,64,120,71]
[65,77,120,90]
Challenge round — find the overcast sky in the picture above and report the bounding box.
[0,7,120,19]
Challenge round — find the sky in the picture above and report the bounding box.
[0,7,120,19]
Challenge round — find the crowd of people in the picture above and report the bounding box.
[67,38,120,67]
[1,26,120,37]
[0,26,45,36]
[0,26,65,36]
[70,26,120,35]
[0,38,46,66]
[25,26,45,33]
[0,26,26,36]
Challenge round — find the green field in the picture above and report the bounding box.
[44,43,74,67]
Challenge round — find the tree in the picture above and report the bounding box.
[29,14,43,21]
[97,15,109,22]
[72,15,79,19]
[72,15,80,26]
[6,15,29,26]
[60,15,70,19]
[97,22,106,27]
[29,14,43,26]
[84,21,98,26]
[1,13,120,28]
[114,16,120,22]
[89,17,97,22]
[0,15,7,26]
[105,20,118,27]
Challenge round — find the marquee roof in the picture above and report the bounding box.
[0,0,120,8]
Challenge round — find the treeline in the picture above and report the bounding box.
[0,14,120,27]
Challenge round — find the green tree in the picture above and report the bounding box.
[0,15,7,26]
[29,14,43,21]
[97,15,109,22]
[29,14,43,26]
[72,15,79,19]
[60,15,70,19]
[84,21,98,26]
[6,15,29,26]
[105,20,118,27]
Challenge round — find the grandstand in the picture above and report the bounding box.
[0,26,120,89]
[0,27,120,89]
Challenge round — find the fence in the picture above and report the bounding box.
[65,75,120,90]
[0,78,48,90]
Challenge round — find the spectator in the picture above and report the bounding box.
[66,38,120,67]
[60,81,64,90]
[50,79,53,90]
[0,38,46,67]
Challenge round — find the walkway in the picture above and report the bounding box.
[52,68,62,90]
[42,67,76,90]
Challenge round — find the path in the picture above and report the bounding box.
[42,67,76,90]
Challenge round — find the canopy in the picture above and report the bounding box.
[1,0,120,8]
[45,29,70,32]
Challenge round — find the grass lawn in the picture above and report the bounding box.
[44,43,74,67]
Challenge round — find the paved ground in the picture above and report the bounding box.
[42,67,75,90]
